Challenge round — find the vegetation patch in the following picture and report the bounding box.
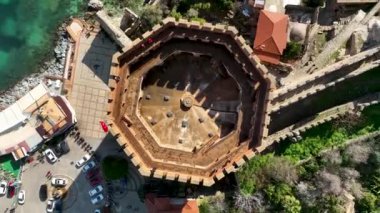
[0,154,20,178]
[102,0,144,16]
[101,156,129,180]
[233,103,380,212]
[283,41,303,60]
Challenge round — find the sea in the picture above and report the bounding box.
[0,0,84,91]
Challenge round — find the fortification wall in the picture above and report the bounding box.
[105,17,273,185]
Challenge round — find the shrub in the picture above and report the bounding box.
[237,154,274,194]
[321,150,342,166]
[344,143,371,165]
[282,195,302,213]
[190,17,206,25]
[208,192,227,213]
[170,9,182,21]
[315,195,346,213]
[260,157,299,185]
[103,0,144,15]
[199,194,228,213]
[199,201,212,213]
[340,167,360,182]
[283,41,302,60]
[356,192,378,212]
[369,176,380,195]
[298,160,321,179]
[316,170,342,195]
[192,2,211,11]
[264,183,301,213]
[186,8,198,18]
[238,155,298,194]
[234,191,265,213]
[140,5,163,29]
[333,113,365,133]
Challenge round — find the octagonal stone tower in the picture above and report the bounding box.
[107,18,273,186]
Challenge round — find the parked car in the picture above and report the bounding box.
[75,154,91,168]
[90,177,102,187]
[54,199,63,212]
[44,149,58,163]
[82,160,96,173]
[89,185,103,197]
[94,209,101,213]
[99,121,108,132]
[0,181,7,195]
[18,190,25,204]
[86,168,100,180]
[39,184,47,201]
[54,140,70,157]
[91,194,104,205]
[46,198,56,212]
[7,182,15,198]
[51,177,68,187]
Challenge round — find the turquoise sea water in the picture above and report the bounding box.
[0,0,84,91]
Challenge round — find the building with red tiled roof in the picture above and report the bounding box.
[145,193,199,213]
[254,10,289,64]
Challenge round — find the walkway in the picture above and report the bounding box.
[267,91,380,144]
[305,1,380,72]
[68,30,117,139]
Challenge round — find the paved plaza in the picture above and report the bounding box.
[68,31,116,139]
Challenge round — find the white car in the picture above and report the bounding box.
[91,193,104,205]
[51,178,67,187]
[94,209,101,213]
[46,198,55,212]
[82,160,96,173]
[18,190,25,204]
[44,149,57,163]
[0,181,7,195]
[75,154,91,168]
[89,185,103,197]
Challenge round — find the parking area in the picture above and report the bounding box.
[0,130,146,213]
[13,133,104,213]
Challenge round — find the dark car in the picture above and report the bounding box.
[90,177,102,187]
[54,141,70,157]
[7,182,15,198]
[39,184,47,201]
[86,168,100,180]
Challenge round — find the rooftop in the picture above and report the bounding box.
[145,193,199,213]
[0,83,76,159]
[254,10,289,64]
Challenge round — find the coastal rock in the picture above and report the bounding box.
[88,0,104,11]
[0,25,70,109]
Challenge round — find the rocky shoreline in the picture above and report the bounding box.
[0,24,70,110]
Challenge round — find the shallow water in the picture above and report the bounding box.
[0,0,84,91]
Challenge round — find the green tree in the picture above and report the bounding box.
[264,183,301,213]
[283,41,302,60]
[356,192,378,212]
[140,5,163,30]
[282,195,302,213]
[237,154,274,194]
[199,201,211,213]
[315,196,345,213]
[186,8,199,19]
